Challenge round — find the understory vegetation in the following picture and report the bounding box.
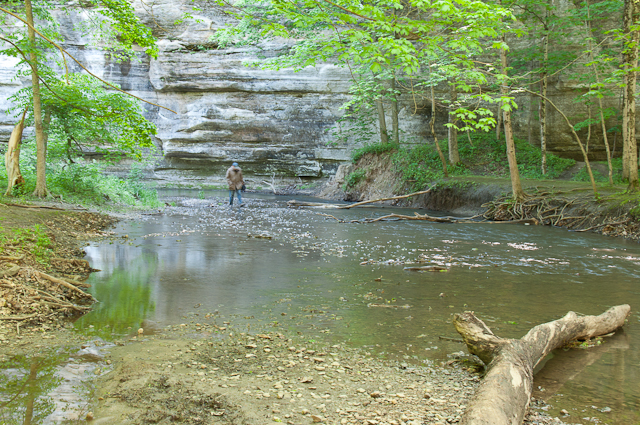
[346,134,581,192]
[0,143,161,208]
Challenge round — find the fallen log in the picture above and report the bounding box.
[0,254,25,262]
[0,313,37,321]
[288,188,435,210]
[336,188,434,209]
[36,271,95,300]
[453,305,631,425]
[403,266,449,272]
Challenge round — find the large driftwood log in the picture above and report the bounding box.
[453,305,631,425]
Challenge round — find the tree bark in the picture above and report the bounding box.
[500,38,525,201]
[454,305,631,425]
[448,83,460,165]
[390,76,399,144]
[540,25,549,175]
[585,0,614,185]
[24,0,48,198]
[430,84,448,177]
[376,98,389,144]
[5,110,27,196]
[622,0,639,190]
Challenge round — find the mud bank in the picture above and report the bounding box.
[319,155,640,242]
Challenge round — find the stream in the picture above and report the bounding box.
[3,190,640,424]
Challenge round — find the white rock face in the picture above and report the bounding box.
[0,0,621,184]
[0,0,435,183]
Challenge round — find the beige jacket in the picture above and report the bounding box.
[226,166,244,190]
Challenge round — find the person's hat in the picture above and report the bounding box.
[232,162,239,167]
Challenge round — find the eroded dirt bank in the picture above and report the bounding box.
[320,155,640,242]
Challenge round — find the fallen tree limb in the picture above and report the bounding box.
[0,313,37,321]
[453,305,631,425]
[336,188,434,209]
[2,203,64,210]
[36,271,95,300]
[59,277,91,288]
[50,257,91,268]
[0,254,25,262]
[288,188,434,210]
[403,266,449,272]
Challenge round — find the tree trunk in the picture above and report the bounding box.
[500,38,525,201]
[622,0,639,191]
[454,304,631,425]
[390,77,399,144]
[496,100,503,141]
[376,99,389,144]
[5,110,27,196]
[526,89,599,196]
[24,0,48,198]
[586,0,614,185]
[448,83,460,165]
[430,83,448,177]
[540,25,549,175]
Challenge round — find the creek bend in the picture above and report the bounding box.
[74,189,640,424]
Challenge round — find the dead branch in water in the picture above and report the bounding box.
[454,305,631,425]
[288,188,434,210]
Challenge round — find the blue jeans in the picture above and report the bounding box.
[229,189,242,205]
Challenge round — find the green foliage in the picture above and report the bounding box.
[350,132,577,192]
[351,142,399,163]
[344,169,367,189]
[8,73,157,161]
[0,151,161,208]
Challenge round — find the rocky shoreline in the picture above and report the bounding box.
[91,319,565,425]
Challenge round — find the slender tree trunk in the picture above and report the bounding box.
[540,25,549,175]
[527,89,599,195]
[5,110,27,196]
[595,81,614,185]
[586,0,614,185]
[429,70,448,177]
[500,39,525,201]
[390,77,399,144]
[376,99,389,144]
[448,83,460,165]
[24,0,48,197]
[496,100,503,141]
[622,0,639,192]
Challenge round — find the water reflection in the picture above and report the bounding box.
[74,262,156,339]
[0,342,110,424]
[0,353,62,424]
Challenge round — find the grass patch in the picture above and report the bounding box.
[351,143,399,163]
[0,224,53,262]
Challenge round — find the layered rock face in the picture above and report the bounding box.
[0,0,626,185]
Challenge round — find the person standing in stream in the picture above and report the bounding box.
[226,162,245,206]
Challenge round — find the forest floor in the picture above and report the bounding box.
[0,200,570,425]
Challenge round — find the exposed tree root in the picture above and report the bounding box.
[482,192,640,240]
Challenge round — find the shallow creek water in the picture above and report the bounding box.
[3,190,640,424]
